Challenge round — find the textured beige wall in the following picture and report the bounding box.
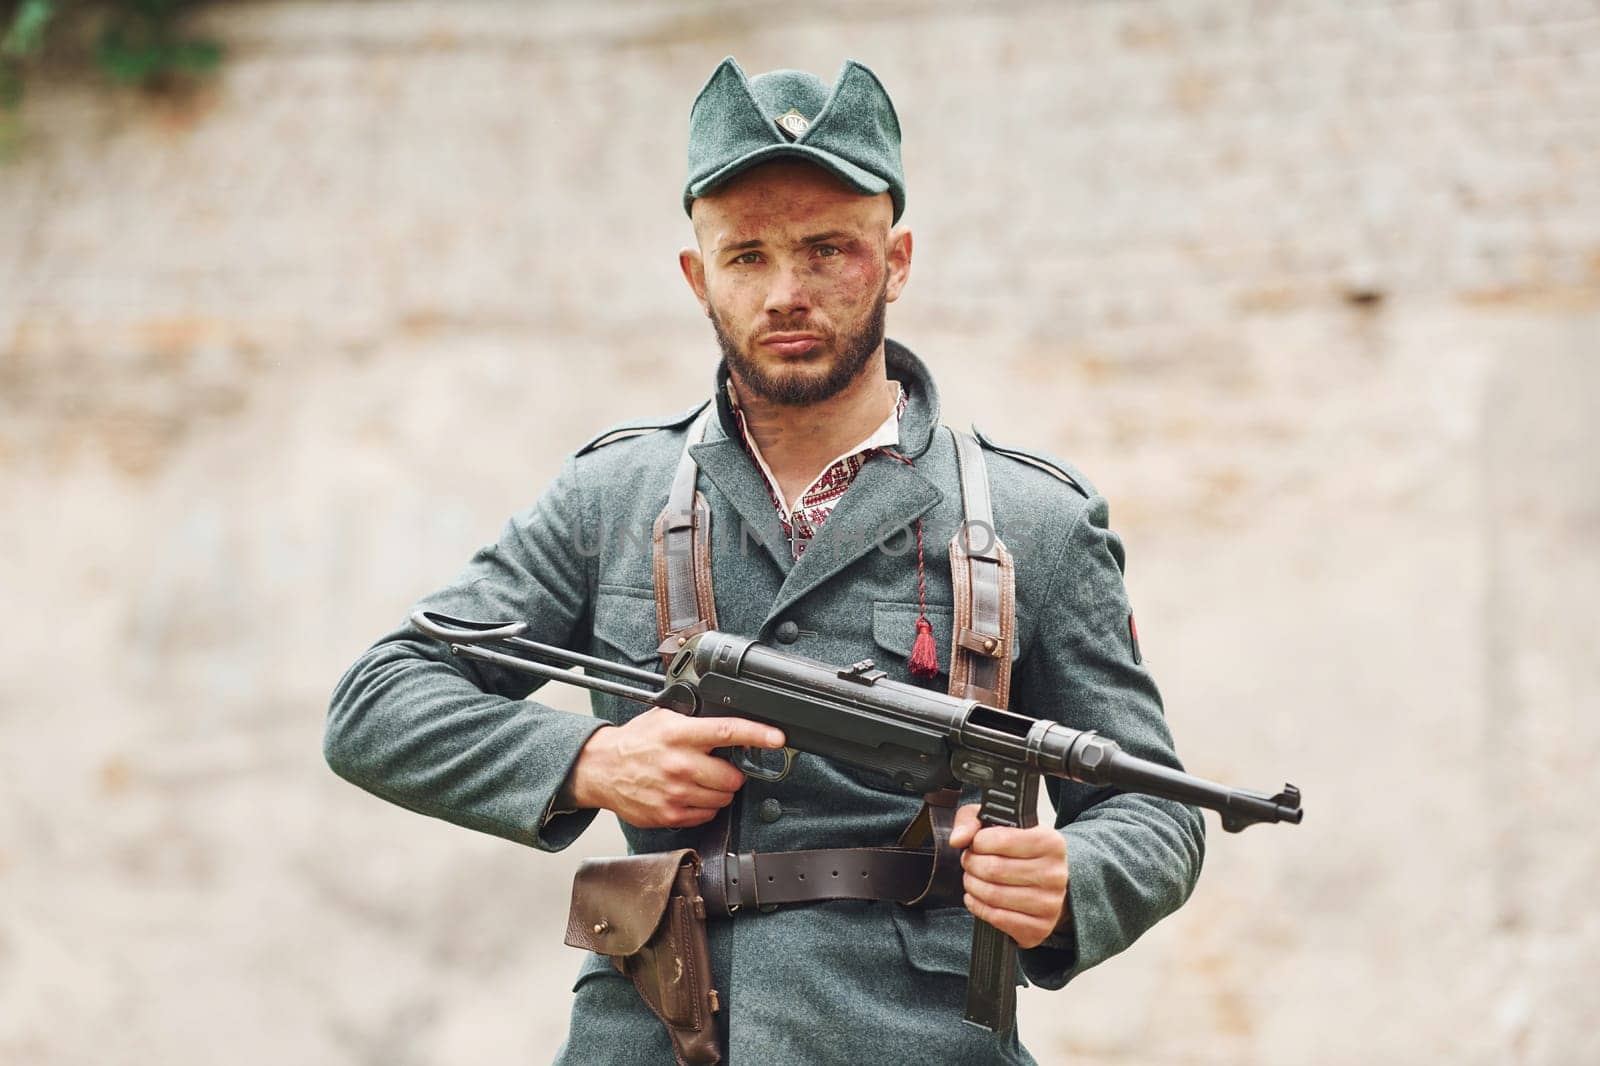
[2,2,1597,1063]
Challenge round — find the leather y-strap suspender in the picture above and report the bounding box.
[653,404,718,666]
[948,428,1017,707]
[893,428,1018,906]
[650,420,1016,914]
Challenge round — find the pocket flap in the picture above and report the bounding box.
[890,903,975,976]
[565,850,697,955]
[873,601,1019,667]
[871,601,955,668]
[592,591,664,666]
[891,905,1030,987]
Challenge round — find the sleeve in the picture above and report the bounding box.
[322,454,609,852]
[1013,494,1206,988]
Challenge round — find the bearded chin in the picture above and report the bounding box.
[711,285,888,406]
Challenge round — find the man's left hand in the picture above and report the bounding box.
[948,804,1069,950]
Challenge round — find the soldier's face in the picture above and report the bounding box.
[681,161,912,406]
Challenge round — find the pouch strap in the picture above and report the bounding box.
[895,783,965,908]
[651,408,739,918]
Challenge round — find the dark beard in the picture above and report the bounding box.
[710,282,888,406]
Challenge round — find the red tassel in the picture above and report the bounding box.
[908,616,939,678]
[877,453,939,680]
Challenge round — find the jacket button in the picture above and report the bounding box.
[758,798,783,823]
[774,621,800,644]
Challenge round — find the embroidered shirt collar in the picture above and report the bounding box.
[724,378,908,557]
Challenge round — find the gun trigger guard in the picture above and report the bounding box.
[734,746,796,783]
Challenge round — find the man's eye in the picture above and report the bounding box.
[733,252,762,265]
[815,245,841,258]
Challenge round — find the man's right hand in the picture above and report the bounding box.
[560,709,787,829]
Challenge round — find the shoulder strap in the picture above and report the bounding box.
[971,424,1091,499]
[652,404,719,666]
[577,400,712,457]
[649,405,743,916]
[946,427,1018,708]
[896,427,1019,906]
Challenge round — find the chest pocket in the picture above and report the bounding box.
[589,590,663,725]
[871,601,954,682]
[871,600,1019,683]
[591,590,662,667]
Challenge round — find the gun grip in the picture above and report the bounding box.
[960,772,1042,1033]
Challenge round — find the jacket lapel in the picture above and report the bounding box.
[688,339,946,620]
[762,453,943,626]
[688,412,797,578]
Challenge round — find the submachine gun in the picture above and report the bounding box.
[412,611,1304,1034]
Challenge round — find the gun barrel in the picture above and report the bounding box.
[1097,749,1303,832]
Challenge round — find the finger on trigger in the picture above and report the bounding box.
[675,784,738,809]
[688,754,747,793]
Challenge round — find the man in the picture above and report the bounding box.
[325,57,1203,1064]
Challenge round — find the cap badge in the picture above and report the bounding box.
[775,108,810,140]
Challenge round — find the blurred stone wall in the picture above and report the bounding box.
[2,2,1597,1063]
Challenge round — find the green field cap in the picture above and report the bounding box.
[684,57,905,222]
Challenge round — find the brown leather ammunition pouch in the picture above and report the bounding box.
[565,849,721,1066]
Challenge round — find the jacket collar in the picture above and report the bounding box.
[689,339,945,621]
[706,338,941,460]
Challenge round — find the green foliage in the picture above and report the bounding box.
[3,0,55,56]
[95,0,221,85]
[1,0,56,110]
[1,0,223,114]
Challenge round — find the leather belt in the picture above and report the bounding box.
[698,846,937,916]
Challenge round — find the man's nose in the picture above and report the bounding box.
[763,265,811,316]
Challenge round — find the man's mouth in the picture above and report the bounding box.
[759,332,823,357]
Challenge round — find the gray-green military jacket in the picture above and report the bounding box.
[325,341,1204,1065]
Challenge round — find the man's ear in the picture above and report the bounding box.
[679,247,711,316]
[885,224,913,304]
